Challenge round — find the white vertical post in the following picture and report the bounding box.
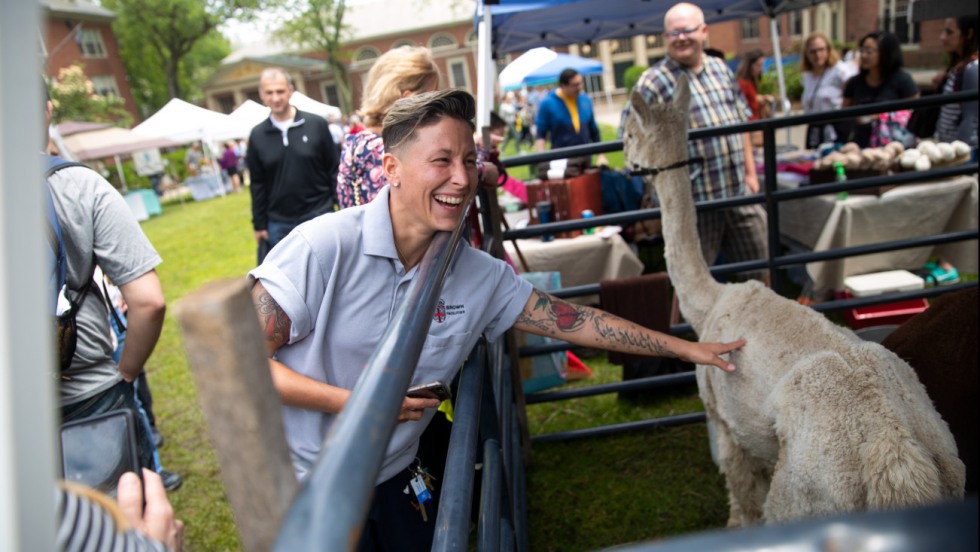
[476,1,494,131]
[1,2,59,551]
[769,16,792,146]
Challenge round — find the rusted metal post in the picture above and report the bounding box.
[173,278,297,552]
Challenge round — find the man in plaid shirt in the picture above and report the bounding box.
[625,2,769,283]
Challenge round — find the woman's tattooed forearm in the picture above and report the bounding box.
[518,290,672,356]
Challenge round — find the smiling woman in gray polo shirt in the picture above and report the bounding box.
[249,89,745,552]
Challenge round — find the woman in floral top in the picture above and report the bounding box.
[337,46,441,208]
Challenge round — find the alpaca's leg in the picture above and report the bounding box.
[710,410,770,527]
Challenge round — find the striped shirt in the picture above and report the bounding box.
[935,59,978,148]
[56,486,169,551]
[626,55,752,203]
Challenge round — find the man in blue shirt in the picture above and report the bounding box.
[535,69,607,165]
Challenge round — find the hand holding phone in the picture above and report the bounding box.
[406,380,452,402]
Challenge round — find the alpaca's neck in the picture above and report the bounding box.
[653,171,721,326]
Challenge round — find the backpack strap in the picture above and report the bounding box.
[43,155,97,311]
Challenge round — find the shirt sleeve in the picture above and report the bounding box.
[249,229,329,343]
[56,486,171,552]
[246,132,269,231]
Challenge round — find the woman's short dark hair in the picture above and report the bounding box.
[382,88,476,153]
[558,68,579,86]
[859,31,904,77]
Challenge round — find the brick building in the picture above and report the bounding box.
[204,0,960,114]
[40,0,140,122]
[203,0,479,115]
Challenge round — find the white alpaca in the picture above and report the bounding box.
[622,75,965,526]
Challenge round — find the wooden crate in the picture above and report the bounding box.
[526,170,603,238]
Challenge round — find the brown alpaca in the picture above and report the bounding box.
[621,75,965,526]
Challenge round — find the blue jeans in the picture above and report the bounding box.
[62,380,156,471]
[267,202,337,249]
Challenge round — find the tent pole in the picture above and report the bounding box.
[769,16,792,147]
[476,1,494,131]
[114,154,129,193]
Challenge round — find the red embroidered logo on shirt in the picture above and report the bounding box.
[434,300,447,323]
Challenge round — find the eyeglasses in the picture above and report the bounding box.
[859,46,878,55]
[666,24,703,39]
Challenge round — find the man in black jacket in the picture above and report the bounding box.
[247,68,339,256]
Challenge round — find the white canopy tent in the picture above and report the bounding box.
[290,91,343,122]
[132,98,231,144]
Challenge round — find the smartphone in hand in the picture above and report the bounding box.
[407,381,452,402]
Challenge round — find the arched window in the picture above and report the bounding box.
[392,39,415,49]
[354,47,381,62]
[429,33,457,50]
[465,30,478,46]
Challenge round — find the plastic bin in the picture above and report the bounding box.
[842,270,928,329]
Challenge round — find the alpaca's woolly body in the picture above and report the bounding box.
[622,77,965,526]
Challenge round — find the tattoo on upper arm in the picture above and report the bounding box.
[252,283,290,350]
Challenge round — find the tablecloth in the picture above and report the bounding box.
[503,232,644,304]
[778,175,978,292]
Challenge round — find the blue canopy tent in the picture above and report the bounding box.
[524,54,603,87]
[473,0,830,129]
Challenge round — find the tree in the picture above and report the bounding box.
[273,0,354,114]
[49,63,133,127]
[102,0,268,111]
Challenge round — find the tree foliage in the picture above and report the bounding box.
[102,0,267,114]
[273,0,354,114]
[49,63,133,126]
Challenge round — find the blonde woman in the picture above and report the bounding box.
[336,46,440,208]
[800,32,855,148]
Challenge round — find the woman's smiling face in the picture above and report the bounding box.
[385,116,478,234]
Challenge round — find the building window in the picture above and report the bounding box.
[447,56,470,90]
[611,38,633,55]
[322,83,340,107]
[354,47,380,62]
[80,28,107,58]
[581,42,598,58]
[392,39,415,49]
[245,89,261,103]
[645,34,663,49]
[465,30,478,46]
[884,0,919,45]
[742,18,760,40]
[89,75,120,97]
[788,11,803,36]
[215,93,235,114]
[429,33,457,50]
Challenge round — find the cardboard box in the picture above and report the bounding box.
[808,167,894,195]
[526,169,603,238]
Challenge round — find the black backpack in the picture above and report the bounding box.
[45,155,96,375]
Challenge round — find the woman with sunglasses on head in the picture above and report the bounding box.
[800,33,857,148]
[842,31,919,148]
[934,15,978,156]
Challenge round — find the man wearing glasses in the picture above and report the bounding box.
[625,2,769,284]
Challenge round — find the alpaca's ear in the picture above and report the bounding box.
[674,74,691,113]
[629,90,650,123]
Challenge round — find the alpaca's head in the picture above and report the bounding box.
[622,73,691,172]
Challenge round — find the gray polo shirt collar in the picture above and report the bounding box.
[360,185,462,275]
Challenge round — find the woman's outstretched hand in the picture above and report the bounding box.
[679,338,746,372]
